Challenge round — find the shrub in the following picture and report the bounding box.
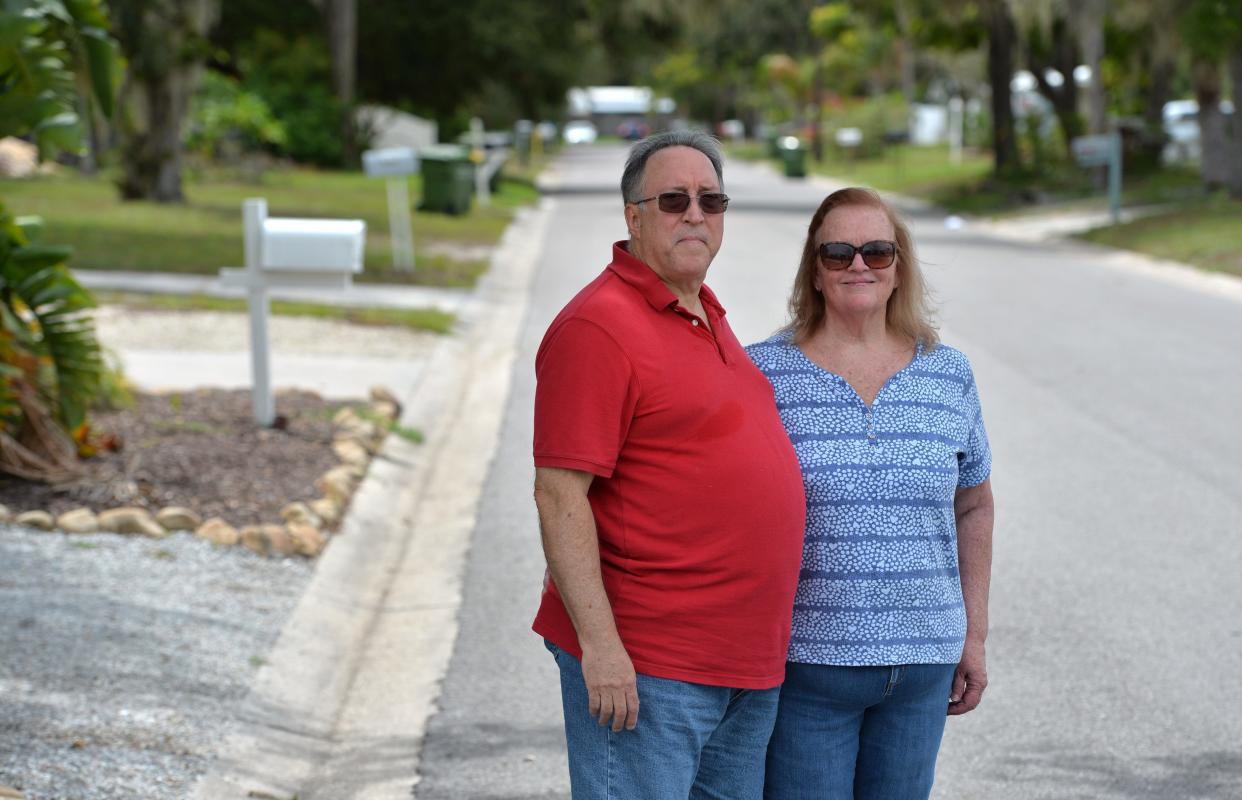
[0,208,104,480]
[185,70,287,160]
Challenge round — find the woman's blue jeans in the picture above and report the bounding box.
[547,641,780,799]
[764,661,957,800]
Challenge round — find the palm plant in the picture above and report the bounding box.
[0,213,103,480]
[0,0,116,481]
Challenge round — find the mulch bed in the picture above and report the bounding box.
[0,389,360,529]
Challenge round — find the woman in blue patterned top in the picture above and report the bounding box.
[747,188,995,799]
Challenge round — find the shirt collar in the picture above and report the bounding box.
[606,240,727,318]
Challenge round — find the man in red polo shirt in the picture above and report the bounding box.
[532,130,806,798]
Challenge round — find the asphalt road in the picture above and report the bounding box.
[416,144,1242,799]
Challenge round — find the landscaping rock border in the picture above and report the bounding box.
[0,386,403,559]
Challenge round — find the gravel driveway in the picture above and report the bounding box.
[0,526,313,800]
[1,306,436,799]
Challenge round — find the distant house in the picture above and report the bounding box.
[566,86,677,139]
[356,106,438,151]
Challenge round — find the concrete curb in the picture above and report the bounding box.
[188,198,551,800]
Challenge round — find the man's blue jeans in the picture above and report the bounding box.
[547,641,780,799]
[764,661,957,800]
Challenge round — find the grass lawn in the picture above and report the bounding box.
[734,141,1207,217]
[725,142,994,197]
[2,165,540,287]
[921,162,1206,217]
[92,290,456,334]
[811,144,995,199]
[1075,194,1242,278]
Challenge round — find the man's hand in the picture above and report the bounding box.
[534,467,638,732]
[948,638,987,715]
[581,640,639,731]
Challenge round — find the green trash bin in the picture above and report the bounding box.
[778,137,806,178]
[419,145,475,215]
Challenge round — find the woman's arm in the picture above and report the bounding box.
[950,477,994,715]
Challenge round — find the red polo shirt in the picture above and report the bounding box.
[532,241,806,689]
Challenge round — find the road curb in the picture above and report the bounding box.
[188,198,551,800]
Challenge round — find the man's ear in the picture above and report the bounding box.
[624,203,641,239]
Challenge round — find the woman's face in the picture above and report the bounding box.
[813,204,899,321]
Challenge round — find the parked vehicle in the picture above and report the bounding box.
[562,120,598,145]
[1162,98,1236,164]
[616,119,650,141]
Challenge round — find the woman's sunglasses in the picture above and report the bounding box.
[817,240,897,270]
[633,191,730,214]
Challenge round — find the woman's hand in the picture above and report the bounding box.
[948,638,987,715]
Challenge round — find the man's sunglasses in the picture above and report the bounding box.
[817,240,897,270]
[633,191,730,214]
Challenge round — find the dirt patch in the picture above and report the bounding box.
[0,389,360,528]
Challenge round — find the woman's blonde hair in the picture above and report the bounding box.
[787,187,938,351]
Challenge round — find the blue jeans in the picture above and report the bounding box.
[764,661,957,800]
[547,641,780,799]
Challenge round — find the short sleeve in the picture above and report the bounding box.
[534,317,639,478]
[957,369,992,488]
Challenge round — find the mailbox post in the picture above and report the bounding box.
[220,199,366,426]
[515,119,533,165]
[362,146,420,271]
[469,117,490,207]
[1071,132,1123,224]
[948,97,964,165]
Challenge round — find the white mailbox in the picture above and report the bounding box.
[362,146,419,271]
[1071,132,1122,224]
[835,127,864,148]
[362,146,420,177]
[219,198,367,426]
[261,217,366,275]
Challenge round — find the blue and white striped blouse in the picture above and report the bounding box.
[746,332,992,666]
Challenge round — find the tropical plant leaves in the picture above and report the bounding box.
[0,202,105,464]
[0,0,115,479]
[0,0,117,148]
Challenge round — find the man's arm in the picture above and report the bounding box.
[533,466,639,731]
[949,477,994,716]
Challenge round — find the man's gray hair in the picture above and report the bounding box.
[620,130,725,204]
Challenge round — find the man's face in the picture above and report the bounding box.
[624,146,724,289]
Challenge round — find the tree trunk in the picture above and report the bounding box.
[1228,48,1242,198]
[985,0,1020,175]
[327,0,358,165]
[893,0,917,104]
[112,0,219,203]
[810,60,824,162]
[1193,56,1228,190]
[1129,19,1179,170]
[1073,0,1108,136]
[119,72,195,201]
[1029,15,1082,160]
[1144,25,1178,131]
